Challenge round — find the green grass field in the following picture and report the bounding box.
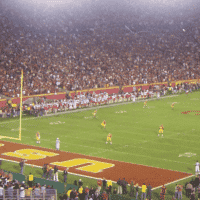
[1,92,200,174]
[0,91,200,199]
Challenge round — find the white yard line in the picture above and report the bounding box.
[60,141,192,168]
[152,174,195,191]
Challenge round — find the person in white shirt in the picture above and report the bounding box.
[56,138,60,150]
[0,184,4,199]
[195,161,199,175]
[19,184,25,199]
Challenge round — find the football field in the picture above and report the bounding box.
[0,91,200,177]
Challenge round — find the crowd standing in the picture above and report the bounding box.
[1,82,200,118]
[0,0,200,99]
[0,169,56,199]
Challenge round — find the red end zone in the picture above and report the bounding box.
[0,141,192,188]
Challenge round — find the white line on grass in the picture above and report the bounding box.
[62,142,192,170]
[152,174,195,191]
[0,158,141,188]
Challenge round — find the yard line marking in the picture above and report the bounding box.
[0,157,142,189]
[152,174,195,191]
[63,142,192,169]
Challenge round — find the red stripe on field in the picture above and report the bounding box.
[0,141,192,188]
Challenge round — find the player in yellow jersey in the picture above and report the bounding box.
[171,102,176,110]
[101,120,106,129]
[92,110,97,118]
[36,132,40,143]
[106,133,112,144]
[143,100,147,108]
[158,124,164,137]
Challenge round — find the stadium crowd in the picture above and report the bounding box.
[1,81,200,118]
[0,169,56,199]
[0,0,200,99]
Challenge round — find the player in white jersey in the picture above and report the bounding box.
[56,138,60,150]
[195,161,199,175]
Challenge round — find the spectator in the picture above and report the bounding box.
[186,182,193,198]
[117,178,122,195]
[175,184,178,199]
[0,184,4,200]
[147,183,152,200]
[101,191,108,200]
[195,175,200,190]
[191,188,195,200]
[113,188,117,194]
[97,179,102,191]
[122,178,128,194]
[94,188,100,200]
[141,183,147,200]
[107,179,112,194]
[53,165,59,182]
[198,184,200,200]
[19,159,25,175]
[78,186,84,200]
[8,172,13,182]
[78,179,83,188]
[102,177,107,191]
[89,187,95,199]
[67,188,72,200]
[7,182,14,199]
[25,186,32,200]
[135,183,139,200]
[42,164,47,179]
[48,167,53,180]
[63,167,68,183]
[160,185,166,200]
[70,188,77,200]
[19,183,25,200]
[28,173,33,187]
[41,184,46,197]
[63,192,68,200]
[74,180,78,186]
[88,195,93,200]
[84,186,89,200]
[177,184,183,200]
[130,180,135,198]
[34,185,40,199]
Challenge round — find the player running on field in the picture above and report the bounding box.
[158,124,164,137]
[106,133,112,144]
[143,100,147,108]
[36,132,40,144]
[101,120,106,129]
[92,110,97,118]
[171,102,176,110]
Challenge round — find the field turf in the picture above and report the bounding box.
[0,91,200,176]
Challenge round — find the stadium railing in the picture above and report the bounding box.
[2,188,57,200]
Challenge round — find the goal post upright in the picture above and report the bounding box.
[19,69,23,141]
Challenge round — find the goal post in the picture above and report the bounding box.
[19,69,23,141]
[0,70,23,141]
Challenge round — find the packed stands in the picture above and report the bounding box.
[0,0,200,99]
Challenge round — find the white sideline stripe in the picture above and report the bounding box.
[151,174,195,191]
[0,158,142,189]
[64,142,192,167]
[0,95,179,125]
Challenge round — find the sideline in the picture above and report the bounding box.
[0,94,179,125]
[152,174,195,191]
